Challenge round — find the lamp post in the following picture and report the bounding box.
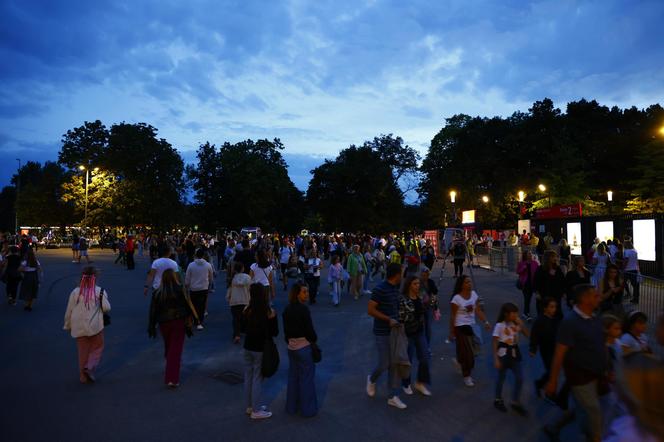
[450,190,457,223]
[518,190,525,219]
[79,165,99,227]
[607,190,613,215]
[482,195,489,203]
[15,159,21,234]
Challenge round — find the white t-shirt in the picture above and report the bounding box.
[623,249,638,271]
[279,247,292,264]
[492,321,521,345]
[451,291,479,326]
[151,257,179,289]
[251,263,273,286]
[306,258,321,277]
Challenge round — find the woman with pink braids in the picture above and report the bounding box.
[63,267,111,384]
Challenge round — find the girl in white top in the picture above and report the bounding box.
[621,311,652,356]
[63,267,111,383]
[492,302,529,415]
[449,276,490,387]
[250,249,275,299]
[227,261,251,344]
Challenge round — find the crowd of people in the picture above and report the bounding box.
[1,229,663,440]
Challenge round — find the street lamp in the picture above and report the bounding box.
[538,183,551,207]
[482,195,489,203]
[607,190,613,215]
[450,190,457,222]
[15,159,21,234]
[79,165,99,227]
[659,126,664,136]
[517,190,525,220]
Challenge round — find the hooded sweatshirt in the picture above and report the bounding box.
[185,258,214,292]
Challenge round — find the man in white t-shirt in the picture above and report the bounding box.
[143,245,179,296]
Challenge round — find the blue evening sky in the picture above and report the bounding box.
[1,0,663,196]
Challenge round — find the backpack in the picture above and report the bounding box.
[453,242,464,256]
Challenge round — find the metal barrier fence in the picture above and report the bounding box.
[472,244,664,357]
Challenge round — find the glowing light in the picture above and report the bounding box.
[607,190,613,202]
[538,184,546,192]
[482,195,489,203]
[79,165,86,170]
[450,190,456,203]
[518,191,525,202]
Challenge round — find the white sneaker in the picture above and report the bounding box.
[247,405,266,415]
[414,382,432,396]
[402,385,413,395]
[463,376,475,387]
[250,410,272,419]
[196,324,204,330]
[366,375,376,397]
[387,396,407,409]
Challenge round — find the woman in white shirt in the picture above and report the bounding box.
[63,267,111,384]
[449,275,490,387]
[304,248,323,305]
[227,261,251,344]
[250,249,275,300]
[18,248,42,311]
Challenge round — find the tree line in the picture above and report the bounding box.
[1,97,662,233]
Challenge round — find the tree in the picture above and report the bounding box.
[363,134,421,197]
[106,122,186,228]
[59,120,109,169]
[61,170,119,226]
[13,161,73,227]
[213,138,304,231]
[186,142,223,230]
[625,138,664,213]
[0,186,17,232]
[307,145,403,232]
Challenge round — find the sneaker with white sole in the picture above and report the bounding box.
[387,396,407,409]
[246,405,267,415]
[402,385,413,395]
[196,324,204,330]
[250,410,272,419]
[414,382,432,396]
[366,375,376,397]
[463,376,475,387]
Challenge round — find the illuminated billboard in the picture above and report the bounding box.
[595,221,614,243]
[567,222,582,255]
[633,219,656,261]
[461,210,475,224]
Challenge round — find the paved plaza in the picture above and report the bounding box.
[1,249,587,442]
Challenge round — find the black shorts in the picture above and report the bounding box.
[280,263,288,275]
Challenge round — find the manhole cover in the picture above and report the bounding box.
[213,370,243,385]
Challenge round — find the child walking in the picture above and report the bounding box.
[529,297,559,397]
[492,302,529,415]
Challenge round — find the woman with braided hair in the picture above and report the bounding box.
[63,266,111,384]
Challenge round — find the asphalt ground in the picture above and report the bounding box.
[0,249,588,442]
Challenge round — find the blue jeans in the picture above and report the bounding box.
[495,353,523,402]
[369,335,400,398]
[402,332,431,386]
[286,346,318,417]
[244,350,264,411]
[423,309,433,356]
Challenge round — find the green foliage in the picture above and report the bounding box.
[307,144,404,232]
[188,138,304,231]
[61,170,118,226]
[13,161,74,227]
[419,99,664,227]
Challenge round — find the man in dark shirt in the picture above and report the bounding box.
[235,239,255,275]
[366,263,406,409]
[545,284,607,442]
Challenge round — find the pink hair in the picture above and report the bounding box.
[79,274,97,309]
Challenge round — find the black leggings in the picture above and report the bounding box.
[453,259,464,276]
[189,290,208,325]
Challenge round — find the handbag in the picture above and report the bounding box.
[100,289,111,326]
[311,342,322,363]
